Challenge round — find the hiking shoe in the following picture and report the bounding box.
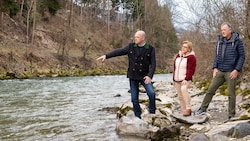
[195,109,206,115]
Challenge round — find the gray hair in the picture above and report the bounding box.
[221,22,233,30]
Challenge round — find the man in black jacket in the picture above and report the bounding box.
[96,30,156,119]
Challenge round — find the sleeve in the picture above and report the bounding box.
[147,47,156,79]
[185,55,196,81]
[235,38,245,71]
[106,44,130,59]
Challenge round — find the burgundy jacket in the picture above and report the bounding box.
[173,51,196,82]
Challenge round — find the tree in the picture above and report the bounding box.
[173,0,249,79]
[0,0,20,17]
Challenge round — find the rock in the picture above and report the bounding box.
[115,81,250,140]
[232,121,250,138]
[115,111,159,138]
[150,124,181,141]
[189,123,211,132]
[206,120,250,138]
[171,112,209,124]
[208,134,229,141]
[189,133,210,141]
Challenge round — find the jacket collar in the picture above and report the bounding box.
[134,42,149,49]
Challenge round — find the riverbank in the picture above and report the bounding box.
[114,81,250,140]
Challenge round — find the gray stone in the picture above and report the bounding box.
[150,124,181,141]
[190,133,210,141]
[206,120,250,137]
[209,134,229,141]
[171,112,209,124]
[115,111,159,137]
[232,121,250,138]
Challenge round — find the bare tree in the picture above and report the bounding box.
[31,0,37,44]
[174,0,249,79]
[68,0,74,28]
[26,0,34,44]
[20,0,24,17]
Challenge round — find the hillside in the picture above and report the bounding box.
[0,8,135,79]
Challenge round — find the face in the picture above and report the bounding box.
[221,24,232,39]
[181,43,190,54]
[134,31,145,45]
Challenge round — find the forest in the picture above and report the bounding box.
[0,0,249,85]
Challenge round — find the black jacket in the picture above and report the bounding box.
[106,42,156,80]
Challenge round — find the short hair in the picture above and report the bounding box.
[135,30,146,38]
[221,22,233,30]
[182,40,193,51]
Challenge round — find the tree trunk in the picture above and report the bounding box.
[31,0,37,44]
[107,0,110,36]
[0,12,3,27]
[68,0,73,28]
[26,0,34,44]
[20,0,25,17]
[246,0,250,39]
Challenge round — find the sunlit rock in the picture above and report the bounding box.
[115,111,159,138]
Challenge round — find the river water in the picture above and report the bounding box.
[0,74,172,141]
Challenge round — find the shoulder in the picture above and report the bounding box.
[148,44,155,49]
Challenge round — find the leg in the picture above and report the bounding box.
[225,72,237,117]
[142,81,156,114]
[200,71,226,111]
[175,82,186,113]
[129,79,141,118]
[181,81,191,110]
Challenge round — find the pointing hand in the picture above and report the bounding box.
[96,55,106,62]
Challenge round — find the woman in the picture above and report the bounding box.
[173,41,196,116]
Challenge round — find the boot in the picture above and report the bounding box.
[183,109,191,116]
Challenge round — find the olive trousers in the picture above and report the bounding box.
[200,71,237,117]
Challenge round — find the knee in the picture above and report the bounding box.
[180,86,187,92]
[147,89,155,95]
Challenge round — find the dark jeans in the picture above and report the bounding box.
[200,71,237,116]
[129,79,156,118]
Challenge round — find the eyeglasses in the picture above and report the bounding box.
[182,46,189,48]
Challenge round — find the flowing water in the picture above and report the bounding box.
[0,74,172,141]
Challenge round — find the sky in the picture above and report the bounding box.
[158,0,197,29]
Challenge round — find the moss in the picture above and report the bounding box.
[139,99,149,103]
[165,103,172,108]
[238,115,250,120]
[159,108,167,116]
[116,105,133,119]
[195,79,243,96]
[218,84,227,96]
[241,89,250,97]
[191,91,206,97]
[195,79,211,91]
[91,69,101,75]
[156,98,162,102]
[241,103,250,110]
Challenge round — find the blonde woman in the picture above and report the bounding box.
[173,41,196,116]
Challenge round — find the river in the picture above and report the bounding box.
[0,74,172,141]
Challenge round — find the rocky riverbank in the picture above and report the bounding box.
[114,81,250,141]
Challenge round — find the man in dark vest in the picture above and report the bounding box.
[96,30,156,119]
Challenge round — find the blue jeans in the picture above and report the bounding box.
[129,79,156,118]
